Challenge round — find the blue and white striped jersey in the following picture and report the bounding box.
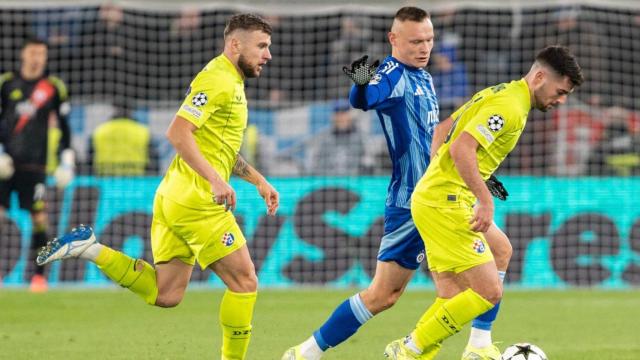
[350,56,439,209]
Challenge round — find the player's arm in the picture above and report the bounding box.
[233,154,279,215]
[432,115,509,200]
[51,76,75,188]
[430,116,454,160]
[345,56,401,111]
[58,107,72,152]
[49,76,72,152]
[0,76,14,180]
[0,75,7,146]
[166,115,235,211]
[145,138,160,175]
[449,132,493,233]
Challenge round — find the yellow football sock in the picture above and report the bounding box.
[416,297,447,326]
[412,289,493,351]
[95,246,158,305]
[219,289,257,360]
[414,297,447,356]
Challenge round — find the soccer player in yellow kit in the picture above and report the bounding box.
[37,14,278,360]
[384,46,583,359]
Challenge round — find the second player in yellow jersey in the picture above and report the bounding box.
[35,13,279,360]
[157,53,248,209]
[384,46,583,360]
[414,79,531,208]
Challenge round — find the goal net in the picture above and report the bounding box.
[0,1,639,288]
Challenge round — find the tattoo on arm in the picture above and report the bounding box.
[233,154,251,178]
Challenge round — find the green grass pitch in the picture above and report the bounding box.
[1,289,638,359]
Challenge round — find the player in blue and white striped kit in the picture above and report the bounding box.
[283,7,511,360]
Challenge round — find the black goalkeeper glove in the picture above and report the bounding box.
[342,55,380,86]
[486,174,509,201]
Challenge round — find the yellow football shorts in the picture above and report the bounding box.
[150,193,246,269]
[411,200,494,273]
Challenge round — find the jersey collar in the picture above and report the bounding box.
[390,56,424,73]
[518,78,532,111]
[220,53,244,82]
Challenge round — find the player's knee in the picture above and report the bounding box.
[365,286,403,313]
[493,239,513,266]
[480,283,503,305]
[381,289,403,310]
[228,269,258,293]
[155,291,184,308]
[238,271,258,292]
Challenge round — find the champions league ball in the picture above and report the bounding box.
[502,343,548,360]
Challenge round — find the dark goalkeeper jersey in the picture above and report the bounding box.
[0,72,71,170]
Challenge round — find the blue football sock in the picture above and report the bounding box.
[471,270,506,330]
[313,293,373,350]
[472,301,501,330]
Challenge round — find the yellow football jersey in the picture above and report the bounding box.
[413,79,531,207]
[157,54,247,209]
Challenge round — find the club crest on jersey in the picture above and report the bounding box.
[222,232,235,247]
[9,88,23,101]
[487,114,504,132]
[192,92,208,106]
[369,73,382,85]
[472,239,486,254]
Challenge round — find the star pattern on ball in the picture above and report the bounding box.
[192,92,208,106]
[487,114,505,132]
[513,344,534,359]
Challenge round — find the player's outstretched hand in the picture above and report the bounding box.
[342,55,380,86]
[0,152,14,180]
[54,149,76,189]
[486,174,509,201]
[470,200,494,233]
[211,179,236,212]
[257,180,279,216]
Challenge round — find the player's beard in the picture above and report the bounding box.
[533,93,550,112]
[238,54,259,78]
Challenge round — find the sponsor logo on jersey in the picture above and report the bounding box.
[476,124,495,143]
[233,85,246,104]
[222,232,235,247]
[472,238,486,254]
[32,88,48,103]
[181,104,202,118]
[16,101,35,118]
[414,86,425,96]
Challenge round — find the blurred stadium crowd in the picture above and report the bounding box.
[1,3,639,177]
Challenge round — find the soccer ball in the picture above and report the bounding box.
[501,343,548,360]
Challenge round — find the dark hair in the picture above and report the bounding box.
[394,6,430,22]
[224,13,272,38]
[536,45,584,87]
[22,37,47,49]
